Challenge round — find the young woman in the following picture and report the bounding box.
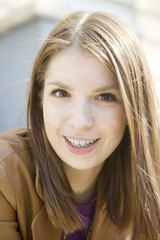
[0,11,160,240]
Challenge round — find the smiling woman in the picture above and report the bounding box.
[43,48,126,169]
[0,11,160,240]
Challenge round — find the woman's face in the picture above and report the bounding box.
[43,48,127,170]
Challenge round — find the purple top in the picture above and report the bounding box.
[61,198,96,240]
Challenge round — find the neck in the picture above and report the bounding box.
[63,163,104,204]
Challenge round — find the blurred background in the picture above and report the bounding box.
[0,0,160,132]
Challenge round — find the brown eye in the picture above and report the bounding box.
[51,89,69,98]
[97,93,116,102]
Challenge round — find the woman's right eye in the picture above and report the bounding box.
[50,89,69,98]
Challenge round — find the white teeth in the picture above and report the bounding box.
[66,137,97,148]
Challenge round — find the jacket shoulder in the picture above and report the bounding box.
[0,129,44,239]
[0,128,30,161]
[0,128,36,208]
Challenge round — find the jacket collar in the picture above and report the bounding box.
[31,206,62,240]
[33,164,130,240]
[35,162,43,200]
[32,163,62,239]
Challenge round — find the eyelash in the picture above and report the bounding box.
[50,89,117,103]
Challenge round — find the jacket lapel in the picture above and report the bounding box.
[91,203,127,240]
[31,206,62,240]
[32,164,62,240]
[91,180,130,240]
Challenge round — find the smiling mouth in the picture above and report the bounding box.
[65,136,99,148]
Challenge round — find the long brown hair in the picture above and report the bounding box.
[27,12,160,238]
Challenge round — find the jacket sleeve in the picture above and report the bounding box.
[0,163,22,240]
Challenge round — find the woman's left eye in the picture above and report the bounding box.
[97,93,116,102]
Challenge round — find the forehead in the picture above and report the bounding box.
[45,48,118,89]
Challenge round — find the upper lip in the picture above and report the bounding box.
[64,136,99,141]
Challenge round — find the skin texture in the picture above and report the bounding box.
[43,48,127,203]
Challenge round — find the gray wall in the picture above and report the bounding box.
[0,17,57,132]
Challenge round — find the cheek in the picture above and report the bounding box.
[43,106,60,146]
[43,99,56,129]
[99,106,127,135]
[43,100,66,132]
[110,110,127,140]
[99,105,126,124]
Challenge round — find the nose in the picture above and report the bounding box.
[68,100,94,129]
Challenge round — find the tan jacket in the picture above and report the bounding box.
[0,128,129,240]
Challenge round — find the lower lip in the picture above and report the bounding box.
[64,137,100,155]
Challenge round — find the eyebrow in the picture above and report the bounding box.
[47,81,119,92]
[93,85,119,92]
[47,81,73,91]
